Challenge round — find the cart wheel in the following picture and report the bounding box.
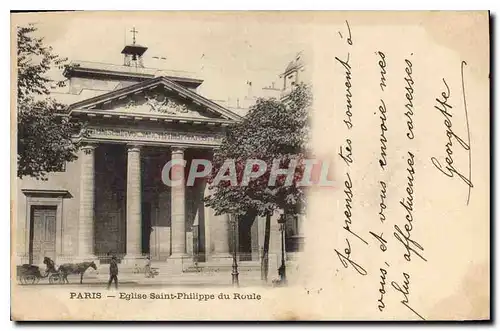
[49,274,61,284]
[23,275,36,284]
[19,276,25,285]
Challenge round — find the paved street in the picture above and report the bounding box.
[15,281,268,289]
[14,270,273,288]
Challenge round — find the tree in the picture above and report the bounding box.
[204,83,311,281]
[17,24,83,180]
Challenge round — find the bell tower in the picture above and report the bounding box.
[121,27,148,68]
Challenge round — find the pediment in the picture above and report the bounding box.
[67,76,242,122]
[93,89,217,119]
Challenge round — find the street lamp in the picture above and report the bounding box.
[230,214,239,287]
[278,215,287,285]
[192,223,199,270]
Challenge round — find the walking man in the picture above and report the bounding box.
[107,255,118,289]
[145,256,152,278]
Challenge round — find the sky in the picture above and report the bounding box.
[13,12,312,105]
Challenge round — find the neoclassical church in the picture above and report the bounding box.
[15,35,306,270]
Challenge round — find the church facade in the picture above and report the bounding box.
[15,38,305,269]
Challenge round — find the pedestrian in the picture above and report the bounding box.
[145,256,152,278]
[107,255,118,289]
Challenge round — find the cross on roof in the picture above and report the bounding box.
[130,27,138,44]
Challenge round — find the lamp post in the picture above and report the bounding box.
[230,214,239,287]
[278,215,287,284]
[192,224,199,270]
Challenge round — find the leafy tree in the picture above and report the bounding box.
[204,83,311,281]
[17,24,83,180]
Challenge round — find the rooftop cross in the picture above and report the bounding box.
[130,27,138,44]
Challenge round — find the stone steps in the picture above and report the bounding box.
[183,263,260,273]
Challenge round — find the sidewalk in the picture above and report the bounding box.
[16,267,295,288]
[74,269,268,287]
[22,274,271,288]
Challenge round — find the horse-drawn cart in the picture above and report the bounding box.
[16,263,62,285]
[16,257,98,285]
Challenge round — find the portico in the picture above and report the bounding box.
[70,76,241,264]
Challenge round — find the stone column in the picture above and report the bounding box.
[203,182,212,257]
[251,217,259,261]
[170,147,187,258]
[78,144,96,260]
[212,214,231,259]
[203,181,231,261]
[126,145,142,259]
[269,213,282,273]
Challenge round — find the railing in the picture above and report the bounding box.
[181,252,281,274]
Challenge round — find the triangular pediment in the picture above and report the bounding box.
[67,76,243,122]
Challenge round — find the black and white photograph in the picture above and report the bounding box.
[14,12,311,289]
[10,11,490,321]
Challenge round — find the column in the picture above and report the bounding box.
[170,147,187,257]
[78,144,96,259]
[251,217,259,261]
[203,181,231,260]
[269,213,282,272]
[126,144,142,259]
[212,214,231,258]
[203,182,212,257]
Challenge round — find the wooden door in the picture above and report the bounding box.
[31,206,57,265]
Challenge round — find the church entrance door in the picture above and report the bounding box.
[29,206,57,265]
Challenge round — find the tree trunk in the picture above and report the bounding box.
[261,212,271,282]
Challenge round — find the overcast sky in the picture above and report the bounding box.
[14,12,312,103]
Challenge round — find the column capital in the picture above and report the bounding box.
[81,144,96,155]
[127,144,143,152]
[171,146,186,153]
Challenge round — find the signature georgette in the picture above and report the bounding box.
[431,61,474,205]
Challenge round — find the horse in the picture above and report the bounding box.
[58,261,97,284]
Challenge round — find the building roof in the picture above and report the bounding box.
[63,60,204,86]
[282,51,305,76]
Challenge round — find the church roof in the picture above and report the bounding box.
[64,60,204,87]
[67,75,243,122]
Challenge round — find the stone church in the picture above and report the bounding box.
[15,35,306,270]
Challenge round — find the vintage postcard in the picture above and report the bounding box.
[10,11,490,321]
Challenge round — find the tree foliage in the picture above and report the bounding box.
[204,83,311,281]
[204,83,312,219]
[17,24,83,180]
